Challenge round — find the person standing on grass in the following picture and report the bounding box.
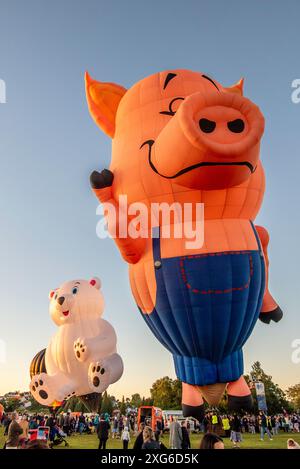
[154,417,162,442]
[271,415,277,435]
[259,411,273,441]
[97,414,110,450]
[249,415,256,434]
[63,412,71,436]
[169,417,182,449]
[118,415,124,438]
[39,414,46,427]
[267,414,273,436]
[133,422,145,450]
[202,413,209,434]
[3,414,11,436]
[29,416,38,429]
[230,414,242,448]
[19,415,29,447]
[57,412,64,429]
[130,415,135,432]
[78,412,85,435]
[292,414,299,433]
[242,414,249,433]
[275,415,280,435]
[5,412,23,449]
[284,415,290,432]
[93,414,99,433]
[211,412,219,434]
[46,414,57,442]
[221,415,231,437]
[142,426,160,449]
[121,426,130,449]
[112,416,118,439]
[181,421,191,449]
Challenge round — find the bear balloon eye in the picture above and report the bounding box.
[72,287,78,295]
[54,294,58,300]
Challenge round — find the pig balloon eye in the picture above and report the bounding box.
[227,119,245,133]
[72,287,78,295]
[160,97,184,116]
[199,118,216,133]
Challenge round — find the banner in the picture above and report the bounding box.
[255,381,268,412]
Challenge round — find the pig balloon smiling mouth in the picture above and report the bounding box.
[141,138,256,182]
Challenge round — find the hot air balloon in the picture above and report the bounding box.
[86,69,283,419]
[29,277,123,413]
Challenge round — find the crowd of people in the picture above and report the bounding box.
[1,409,300,450]
[200,411,300,447]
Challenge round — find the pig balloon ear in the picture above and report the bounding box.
[85,72,127,138]
[89,277,101,290]
[49,289,57,300]
[224,78,244,96]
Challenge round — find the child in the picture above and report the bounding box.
[121,426,130,449]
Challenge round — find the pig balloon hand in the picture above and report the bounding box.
[90,169,114,189]
[259,306,283,324]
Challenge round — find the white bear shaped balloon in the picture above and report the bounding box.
[30,277,123,406]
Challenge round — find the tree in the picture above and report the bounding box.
[245,361,292,414]
[109,396,119,410]
[150,377,181,409]
[101,391,113,415]
[172,379,182,409]
[1,398,19,412]
[286,383,300,411]
[141,396,154,406]
[120,396,126,415]
[130,393,142,409]
[151,377,173,409]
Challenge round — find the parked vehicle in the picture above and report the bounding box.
[137,406,163,432]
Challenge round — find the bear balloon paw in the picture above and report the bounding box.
[88,360,111,393]
[74,337,89,362]
[30,373,57,406]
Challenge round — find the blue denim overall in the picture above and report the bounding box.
[140,222,265,385]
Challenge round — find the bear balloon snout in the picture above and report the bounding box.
[57,296,65,306]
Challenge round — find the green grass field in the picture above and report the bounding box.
[1,426,300,449]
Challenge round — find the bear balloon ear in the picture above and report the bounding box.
[89,277,101,290]
[85,71,127,138]
[49,289,57,300]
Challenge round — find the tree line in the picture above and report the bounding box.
[1,362,299,415]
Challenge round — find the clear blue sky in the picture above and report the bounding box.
[0,0,299,398]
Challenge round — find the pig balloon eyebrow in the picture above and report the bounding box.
[163,73,177,90]
[202,74,220,91]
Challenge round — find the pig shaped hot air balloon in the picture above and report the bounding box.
[86,69,283,419]
[30,277,123,407]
